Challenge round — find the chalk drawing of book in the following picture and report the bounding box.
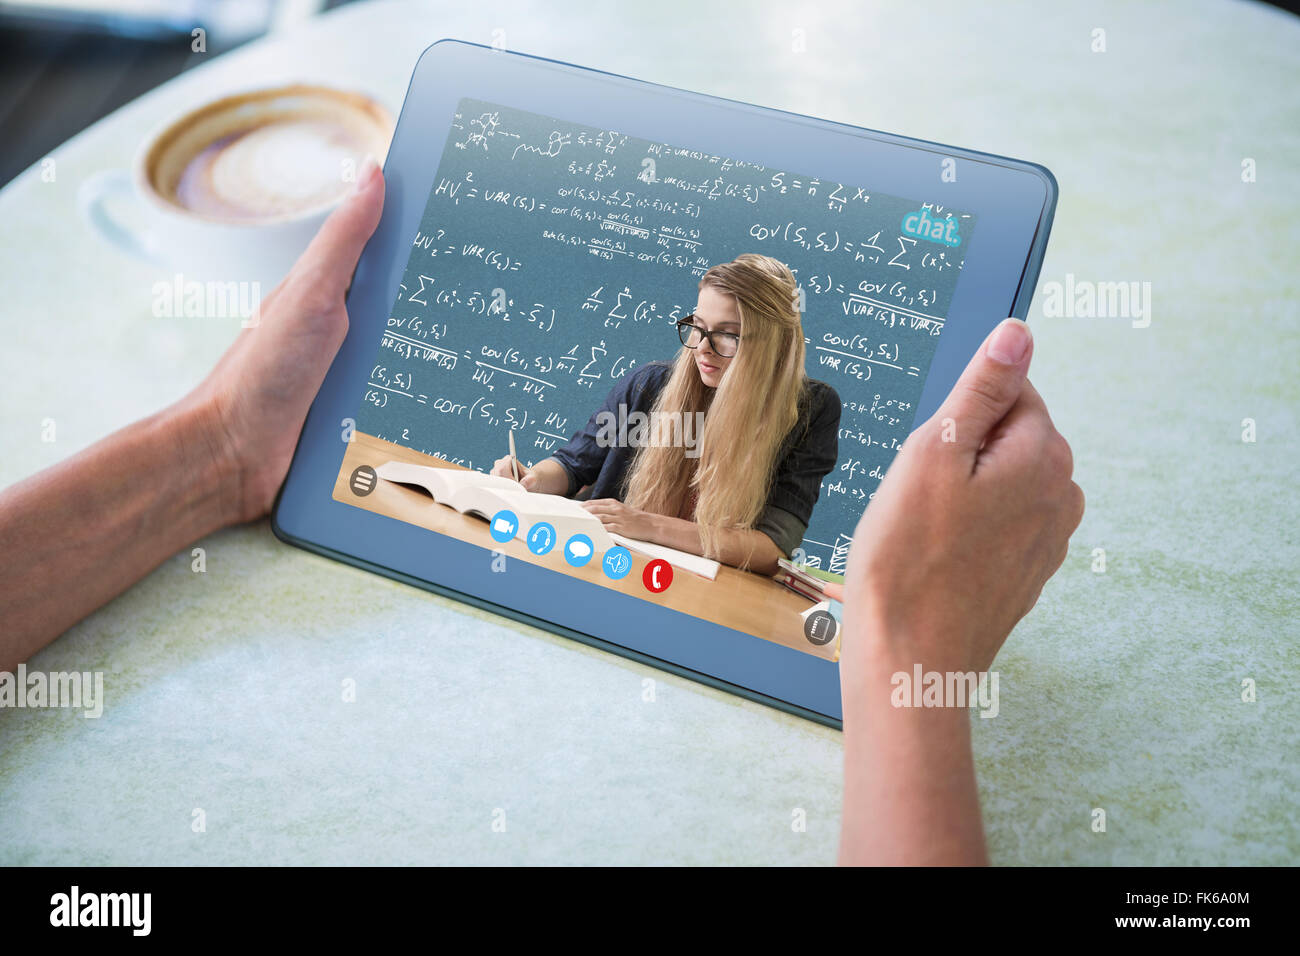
[828,534,853,576]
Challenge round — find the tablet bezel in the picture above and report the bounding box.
[272,39,1058,727]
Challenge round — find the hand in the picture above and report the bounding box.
[581,498,660,539]
[0,156,387,665]
[842,318,1084,678]
[185,156,386,524]
[489,454,536,489]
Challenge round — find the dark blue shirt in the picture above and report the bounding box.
[550,360,841,556]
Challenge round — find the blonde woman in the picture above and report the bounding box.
[491,254,840,575]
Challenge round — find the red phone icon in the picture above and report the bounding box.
[643,559,673,593]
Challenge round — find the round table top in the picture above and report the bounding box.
[1,0,1296,864]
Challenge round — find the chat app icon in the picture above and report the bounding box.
[564,534,594,567]
[602,546,632,580]
[527,522,557,555]
[489,509,519,543]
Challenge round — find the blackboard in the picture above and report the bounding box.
[355,97,976,573]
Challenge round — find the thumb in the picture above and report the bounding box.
[934,318,1033,453]
[520,473,536,491]
[294,154,386,298]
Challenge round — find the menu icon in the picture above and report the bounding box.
[349,465,378,497]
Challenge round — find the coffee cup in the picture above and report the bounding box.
[79,84,393,287]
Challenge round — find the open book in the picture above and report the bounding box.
[374,461,720,580]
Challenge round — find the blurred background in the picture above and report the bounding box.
[2,0,1298,189]
[0,0,362,186]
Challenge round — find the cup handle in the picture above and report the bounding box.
[77,169,164,265]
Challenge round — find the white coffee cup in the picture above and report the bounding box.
[79,84,393,288]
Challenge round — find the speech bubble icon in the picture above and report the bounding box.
[564,534,595,567]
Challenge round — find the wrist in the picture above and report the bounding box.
[842,582,976,671]
[163,393,247,530]
[840,600,991,727]
[547,459,574,496]
[841,589,908,671]
[841,619,975,729]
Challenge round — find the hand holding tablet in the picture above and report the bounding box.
[836,317,1083,865]
[839,318,1083,677]
[272,39,1061,724]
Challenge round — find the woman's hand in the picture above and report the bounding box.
[589,501,785,573]
[489,457,571,496]
[837,317,1084,867]
[581,498,661,540]
[489,454,534,488]
[0,158,386,667]
[190,156,386,523]
[842,318,1083,679]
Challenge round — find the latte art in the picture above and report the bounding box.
[176,118,373,220]
[145,85,392,224]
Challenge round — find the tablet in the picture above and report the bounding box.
[272,39,1057,727]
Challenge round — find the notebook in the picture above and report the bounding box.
[374,461,720,579]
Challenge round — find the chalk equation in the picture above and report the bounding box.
[355,97,977,571]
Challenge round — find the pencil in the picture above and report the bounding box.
[508,430,520,482]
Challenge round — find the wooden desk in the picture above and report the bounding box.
[332,432,838,661]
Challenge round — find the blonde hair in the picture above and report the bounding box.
[623,253,806,566]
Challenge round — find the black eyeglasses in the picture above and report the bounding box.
[676,315,741,357]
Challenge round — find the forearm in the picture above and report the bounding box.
[530,458,572,496]
[838,631,988,866]
[0,396,237,671]
[646,514,783,574]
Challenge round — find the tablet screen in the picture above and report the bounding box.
[333,96,977,660]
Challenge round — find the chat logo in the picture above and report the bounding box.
[901,206,962,247]
[602,546,632,580]
[526,522,556,555]
[564,534,594,567]
[489,509,519,543]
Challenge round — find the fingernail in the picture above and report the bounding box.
[355,153,380,192]
[987,318,1031,365]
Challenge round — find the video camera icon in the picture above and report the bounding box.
[489,510,519,543]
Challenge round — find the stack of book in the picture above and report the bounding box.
[772,557,833,602]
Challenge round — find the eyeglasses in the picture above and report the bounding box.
[676,315,741,357]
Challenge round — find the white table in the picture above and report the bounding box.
[1,0,1296,865]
